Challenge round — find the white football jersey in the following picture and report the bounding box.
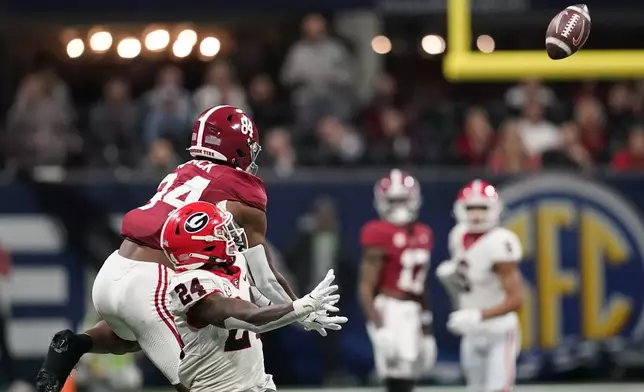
[447,223,523,332]
[168,259,275,392]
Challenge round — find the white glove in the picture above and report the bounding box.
[300,309,348,336]
[366,324,397,359]
[420,335,437,370]
[436,260,457,279]
[447,309,482,335]
[293,269,341,318]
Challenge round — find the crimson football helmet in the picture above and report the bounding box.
[374,169,422,226]
[189,105,261,175]
[160,201,247,270]
[453,179,502,232]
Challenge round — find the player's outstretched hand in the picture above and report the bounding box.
[295,269,348,335]
[301,310,348,336]
[294,269,340,315]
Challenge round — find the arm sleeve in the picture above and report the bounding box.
[168,271,223,315]
[249,286,272,307]
[241,245,292,305]
[490,230,523,263]
[223,310,300,334]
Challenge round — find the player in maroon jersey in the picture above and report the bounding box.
[36,105,342,392]
[358,169,437,392]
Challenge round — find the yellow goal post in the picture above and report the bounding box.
[443,0,644,81]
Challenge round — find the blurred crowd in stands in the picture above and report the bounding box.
[4,13,644,177]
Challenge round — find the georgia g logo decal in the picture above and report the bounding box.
[184,212,209,233]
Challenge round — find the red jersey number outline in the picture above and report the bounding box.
[397,248,431,295]
[140,172,211,211]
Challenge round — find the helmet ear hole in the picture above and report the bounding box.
[203,246,216,252]
[175,227,181,235]
[236,149,245,157]
[226,114,234,122]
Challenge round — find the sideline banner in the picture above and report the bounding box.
[1,172,643,383]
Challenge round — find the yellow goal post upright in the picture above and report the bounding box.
[443,0,644,81]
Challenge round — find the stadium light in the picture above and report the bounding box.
[476,35,495,54]
[117,37,142,59]
[199,37,221,58]
[89,31,113,53]
[172,39,193,58]
[177,29,198,46]
[421,35,446,55]
[145,29,170,52]
[66,38,85,59]
[371,35,392,55]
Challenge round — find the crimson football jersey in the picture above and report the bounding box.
[121,160,267,249]
[360,220,433,297]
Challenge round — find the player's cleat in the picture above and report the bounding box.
[36,330,93,392]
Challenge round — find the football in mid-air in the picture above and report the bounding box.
[545,4,591,60]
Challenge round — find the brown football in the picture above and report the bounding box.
[545,4,591,60]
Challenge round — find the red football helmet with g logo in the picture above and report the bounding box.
[189,105,261,175]
[453,179,502,232]
[160,201,247,270]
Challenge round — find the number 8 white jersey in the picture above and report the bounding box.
[447,224,523,332]
[168,259,275,392]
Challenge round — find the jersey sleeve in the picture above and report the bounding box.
[490,229,523,263]
[168,270,225,315]
[205,169,267,212]
[360,221,388,248]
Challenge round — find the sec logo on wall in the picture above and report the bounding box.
[499,173,644,377]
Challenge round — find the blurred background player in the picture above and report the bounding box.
[163,201,347,392]
[358,169,437,392]
[36,105,339,392]
[436,180,524,392]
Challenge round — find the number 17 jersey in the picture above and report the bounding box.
[360,220,433,298]
[121,160,267,249]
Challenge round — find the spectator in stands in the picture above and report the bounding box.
[264,127,297,177]
[611,126,644,172]
[89,77,139,168]
[193,61,250,114]
[632,80,644,117]
[488,119,540,174]
[452,107,494,166]
[144,138,180,174]
[281,13,355,126]
[248,74,291,131]
[574,80,600,103]
[574,97,609,162]
[542,122,594,172]
[143,66,192,150]
[504,78,556,110]
[284,197,355,384]
[516,100,561,155]
[5,73,78,168]
[366,107,412,164]
[607,83,635,143]
[362,73,398,140]
[314,115,364,165]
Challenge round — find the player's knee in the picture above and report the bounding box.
[85,321,139,355]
